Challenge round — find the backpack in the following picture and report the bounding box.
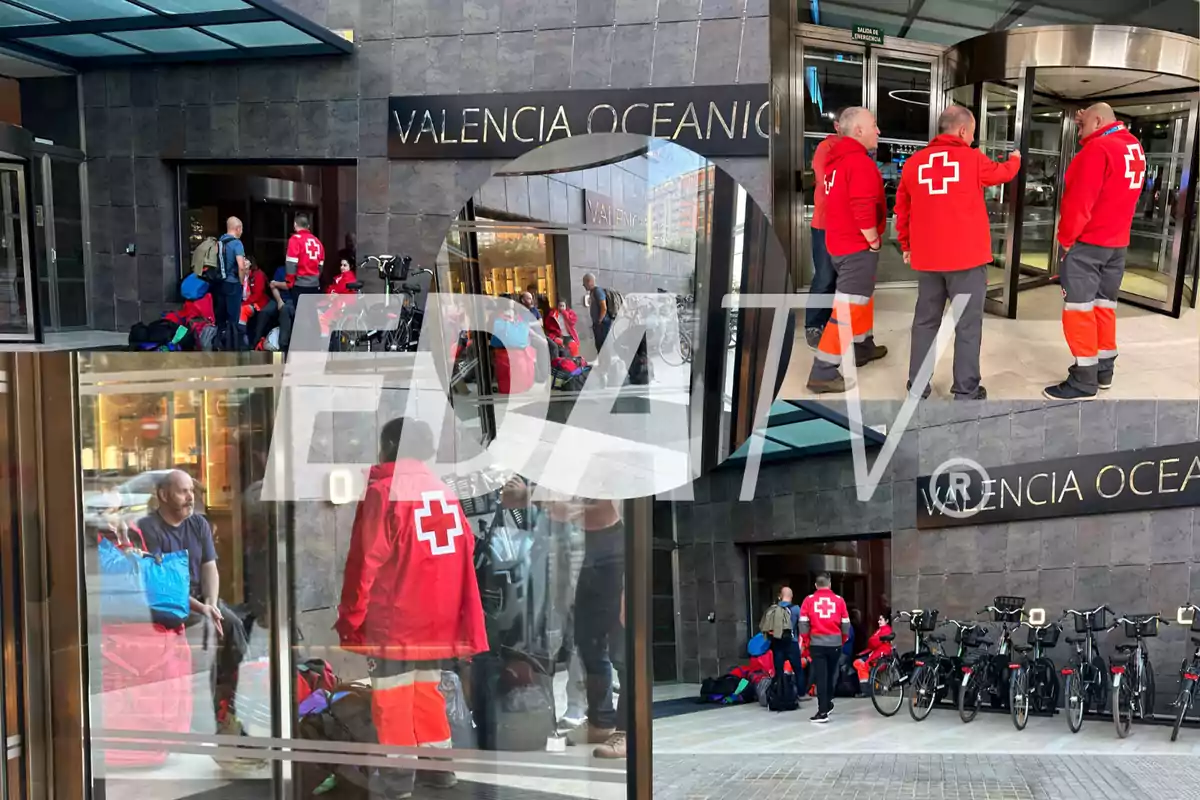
[191,237,221,281]
[759,603,794,639]
[180,273,210,300]
[296,684,375,796]
[129,320,193,352]
[603,288,623,320]
[296,658,338,705]
[766,671,799,712]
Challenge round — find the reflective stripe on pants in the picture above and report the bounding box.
[1060,243,1125,392]
[368,658,452,749]
[810,249,879,382]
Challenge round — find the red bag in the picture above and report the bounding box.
[99,623,194,767]
[493,346,536,394]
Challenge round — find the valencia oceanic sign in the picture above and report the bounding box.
[387,85,771,159]
[917,443,1200,529]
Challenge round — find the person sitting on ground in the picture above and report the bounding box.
[237,257,270,350]
[327,257,358,294]
[543,299,581,357]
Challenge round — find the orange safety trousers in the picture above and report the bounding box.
[1060,243,1125,368]
[368,661,451,749]
[809,249,880,383]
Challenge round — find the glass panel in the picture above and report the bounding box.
[57,280,88,327]
[200,20,320,48]
[875,140,922,283]
[79,354,277,800]
[51,158,85,280]
[803,48,863,135]
[145,0,249,12]
[110,27,234,53]
[980,82,1019,292]
[20,33,141,57]
[1018,101,1063,279]
[876,59,932,142]
[1121,114,1188,304]
[17,0,152,21]
[0,354,20,800]
[0,4,54,26]
[0,169,33,337]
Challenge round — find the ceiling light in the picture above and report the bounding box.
[887,89,930,107]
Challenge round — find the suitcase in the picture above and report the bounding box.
[98,623,193,767]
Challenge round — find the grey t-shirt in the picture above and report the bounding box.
[135,511,218,599]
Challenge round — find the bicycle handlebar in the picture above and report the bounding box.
[1063,604,1113,617]
[1114,613,1171,626]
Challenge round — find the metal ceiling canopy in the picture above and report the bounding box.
[723,400,887,467]
[0,0,352,69]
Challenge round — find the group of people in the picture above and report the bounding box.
[805,101,1146,402]
[197,213,361,352]
[761,578,893,723]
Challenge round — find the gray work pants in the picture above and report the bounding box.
[907,265,987,398]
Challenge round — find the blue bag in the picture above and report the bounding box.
[748,632,770,657]
[97,537,191,627]
[181,273,210,301]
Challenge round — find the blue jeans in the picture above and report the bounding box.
[573,527,624,731]
[212,279,244,351]
[806,227,836,330]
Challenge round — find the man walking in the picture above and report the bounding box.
[895,105,1021,400]
[216,217,248,351]
[805,113,842,349]
[1044,102,1145,400]
[806,107,889,394]
[798,574,850,723]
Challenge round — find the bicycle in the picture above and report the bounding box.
[1110,612,1169,738]
[655,289,693,367]
[959,597,1025,723]
[329,255,430,353]
[909,618,983,722]
[1061,604,1116,733]
[868,609,934,717]
[1170,602,1200,741]
[1008,619,1062,730]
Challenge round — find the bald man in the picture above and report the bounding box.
[807,106,889,394]
[1045,103,1145,400]
[217,216,249,351]
[895,105,1021,400]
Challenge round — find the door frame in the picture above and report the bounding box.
[32,144,89,332]
[0,162,38,342]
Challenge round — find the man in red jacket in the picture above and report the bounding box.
[1045,102,1145,400]
[337,418,488,796]
[896,105,1021,400]
[805,112,842,349]
[807,107,889,394]
[798,574,850,723]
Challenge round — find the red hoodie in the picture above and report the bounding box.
[1058,122,1145,250]
[895,135,1021,272]
[822,136,886,257]
[336,460,489,661]
[810,134,839,230]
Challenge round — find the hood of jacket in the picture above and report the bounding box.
[827,135,870,169]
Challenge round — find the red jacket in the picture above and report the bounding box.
[798,587,850,649]
[895,136,1021,272]
[336,460,489,661]
[543,308,578,341]
[286,230,325,289]
[864,623,895,664]
[810,134,838,230]
[823,137,886,257]
[1058,123,1145,250]
[242,268,269,309]
[328,269,359,295]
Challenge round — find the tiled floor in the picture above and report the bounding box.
[780,285,1200,401]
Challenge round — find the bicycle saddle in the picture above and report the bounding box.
[977,640,994,648]
[1115,643,1140,653]
[346,281,364,291]
[1065,636,1085,644]
[1012,644,1033,654]
[879,633,896,642]
[927,634,946,643]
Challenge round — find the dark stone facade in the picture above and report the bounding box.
[670,399,1200,689]
[72,0,771,331]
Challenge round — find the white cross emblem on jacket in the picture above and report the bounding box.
[814,596,837,619]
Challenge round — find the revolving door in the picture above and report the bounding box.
[944,26,1200,319]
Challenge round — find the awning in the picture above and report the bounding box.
[0,0,352,69]
[725,400,886,465]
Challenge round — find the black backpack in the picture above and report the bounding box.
[296,684,375,798]
[766,671,799,712]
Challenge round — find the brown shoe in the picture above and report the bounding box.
[806,376,851,394]
[855,344,888,367]
[567,723,615,746]
[593,731,627,759]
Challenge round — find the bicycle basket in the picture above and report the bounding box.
[1029,624,1060,648]
[1191,609,1200,634]
[910,609,939,632]
[992,596,1025,623]
[1123,615,1160,638]
[1077,607,1110,632]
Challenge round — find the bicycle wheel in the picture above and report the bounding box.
[869,659,904,717]
[659,330,686,367]
[909,666,937,722]
[958,669,982,723]
[1065,672,1085,733]
[1142,657,1156,720]
[1171,686,1192,742]
[1113,674,1132,738]
[1010,666,1031,730]
[679,329,694,364]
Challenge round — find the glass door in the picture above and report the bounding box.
[977,81,1021,314]
[0,165,34,340]
[33,152,88,330]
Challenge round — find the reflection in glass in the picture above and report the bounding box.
[803,49,863,135]
[0,168,33,337]
[1018,103,1063,279]
[876,59,932,142]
